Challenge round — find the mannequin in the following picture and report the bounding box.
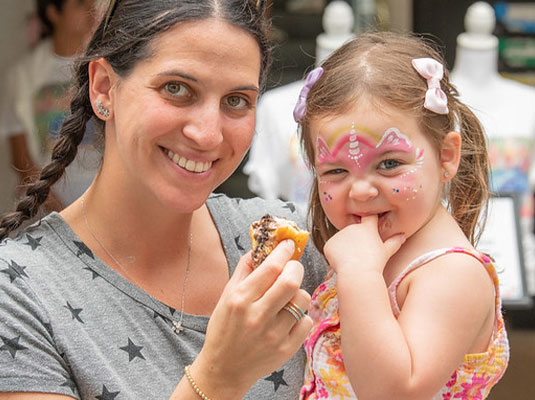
[451,1,535,297]
[244,1,355,211]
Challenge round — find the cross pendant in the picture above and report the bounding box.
[172,320,184,334]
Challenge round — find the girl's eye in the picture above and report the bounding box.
[164,82,190,98]
[225,95,249,109]
[322,168,347,176]
[378,159,401,170]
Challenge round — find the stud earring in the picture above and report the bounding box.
[444,171,451,179]
[95,100,110,118]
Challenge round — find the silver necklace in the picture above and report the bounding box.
[80,197,193,334]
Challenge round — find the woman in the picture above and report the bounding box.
[0,1,326,399]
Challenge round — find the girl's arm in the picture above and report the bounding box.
[325,216,495,400]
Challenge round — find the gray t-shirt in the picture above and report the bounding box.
[0,194,327,399]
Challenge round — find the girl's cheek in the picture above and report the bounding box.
[318,180,344,224]
[389,172,424,204]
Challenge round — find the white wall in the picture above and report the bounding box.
[0,0,35,212]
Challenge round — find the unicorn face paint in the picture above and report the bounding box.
[310,101,446,241]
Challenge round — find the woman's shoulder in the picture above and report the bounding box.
[207,193,327,290]
[0,212,81,279]
[207,193,308,228]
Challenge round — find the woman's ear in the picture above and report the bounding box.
[440,131,461,182]
[88,58,117,120]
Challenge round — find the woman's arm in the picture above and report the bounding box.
[170,240,312,399]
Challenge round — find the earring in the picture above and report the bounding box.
[95,100,110,118]
[444,171,451,179]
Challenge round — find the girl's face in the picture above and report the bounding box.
[105,19,261,212]
[311,101,444,241]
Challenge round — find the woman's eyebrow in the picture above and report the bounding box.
[156,70,198,82]
[231,85,260,93]
[155,70,259,92]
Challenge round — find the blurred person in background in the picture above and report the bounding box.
[0,0,99,211]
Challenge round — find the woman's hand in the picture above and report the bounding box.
[186,240,312,399]
[324,215,405,275]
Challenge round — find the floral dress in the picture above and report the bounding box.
[300,247,510,400]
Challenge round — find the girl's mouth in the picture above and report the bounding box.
[353,212,388,224]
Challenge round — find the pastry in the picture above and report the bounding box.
[249,214,309,268]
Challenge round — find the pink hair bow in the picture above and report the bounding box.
[293,67,324,122]
[411,58,449,115]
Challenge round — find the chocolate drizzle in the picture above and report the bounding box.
[251,214,277,268]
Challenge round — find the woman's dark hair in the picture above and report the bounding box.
[37,0,66,38]
[0,0,271,240]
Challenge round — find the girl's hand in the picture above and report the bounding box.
[324,215,405,275]
[188,240,312,399]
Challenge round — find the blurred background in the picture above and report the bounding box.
[1,1,534,398]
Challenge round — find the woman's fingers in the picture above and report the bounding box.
[277,289,312,331]
[241,239,296,300]
[196,239,312,390]
[260,258,308,313]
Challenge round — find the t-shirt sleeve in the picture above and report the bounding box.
[0,264,79,398]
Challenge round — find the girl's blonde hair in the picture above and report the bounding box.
[299,31,489,253]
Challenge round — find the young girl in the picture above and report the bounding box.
[295,32,509,400]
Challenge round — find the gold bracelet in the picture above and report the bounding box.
[184,365,213,400]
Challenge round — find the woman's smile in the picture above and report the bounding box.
[162,147,213,173]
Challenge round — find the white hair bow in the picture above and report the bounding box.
[411,58,449,115]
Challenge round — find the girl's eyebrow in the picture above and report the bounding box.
[156,70,259,93]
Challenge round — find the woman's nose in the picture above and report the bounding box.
[348,178,379,201]
[182,101,224,149]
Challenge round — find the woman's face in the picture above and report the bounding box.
[105,18,261,212]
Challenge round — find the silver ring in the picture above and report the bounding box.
[282,302,305,323]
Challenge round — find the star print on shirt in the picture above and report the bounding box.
[64,301,84,323]
[0,260,29,283]
[0,335,28,359]
[264,369,288,391]
[119,338,145,362]
[283,203,296,213]
[73,240,94,259]
[23,234,42,250]
[234,236,245,251]
[96,385,120,400]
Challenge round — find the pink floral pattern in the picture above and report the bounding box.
[300,248,509,399]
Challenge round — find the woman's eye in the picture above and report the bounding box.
[379,159,401,170]
[225,95,248,109]
[164,82,190,97]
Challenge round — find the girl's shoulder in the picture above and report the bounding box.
[390,247,497,315]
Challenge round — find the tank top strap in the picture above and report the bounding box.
[387,247,498,317]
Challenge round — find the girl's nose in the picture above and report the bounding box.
[349,178,379,201]
[182,101,224,149]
